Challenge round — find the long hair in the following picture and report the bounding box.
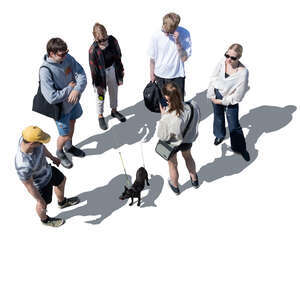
[162,82,183,116]
[93,23,108,40]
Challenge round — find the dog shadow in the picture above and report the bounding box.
[180,105,297,192]
[56,173,164,224]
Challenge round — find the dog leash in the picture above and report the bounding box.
[109,123,132,187]
[118,151,131,187]
[140,142,146,169]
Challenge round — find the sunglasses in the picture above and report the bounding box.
[56,50,69,58]
[97,38,108,44]
[224,53,238,61]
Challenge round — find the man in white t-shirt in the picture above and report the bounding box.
[149,12,192,101]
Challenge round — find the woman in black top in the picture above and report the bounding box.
[89,23,126,130]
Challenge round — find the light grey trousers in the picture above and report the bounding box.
[95,65,118,115]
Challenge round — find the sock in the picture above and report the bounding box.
[58,197,67,206]
[41,216,49,223]
[64,140,72,151]
[56,149,64,157]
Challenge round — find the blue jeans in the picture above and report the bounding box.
[55,102,83,136]
[213,89,246,153]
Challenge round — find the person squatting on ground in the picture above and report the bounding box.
[89,23,126,131]
[149,12,191,102]
[40,38,87,169]
[157,82,201,195]
[15,126,80,227]
[207,43,250,161]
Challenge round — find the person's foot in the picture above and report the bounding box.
[98,117,108,130]
[241,150,250,162]
[168,179,180,195]
[58,197,80,209]
[41,217,65,227]
[56,150,73,169]
[190,174,199,189]
[111,110,126,122]
[65,146,85,157]
[214,137,224,145]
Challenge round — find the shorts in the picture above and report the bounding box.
[39,166,65,204]
[55,102,83,136]
[172,143,193,156]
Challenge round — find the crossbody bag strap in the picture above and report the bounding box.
[182,102,194,139]
[39,66,57,89]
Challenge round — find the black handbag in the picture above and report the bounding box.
[32,66,63,121]
[143,81,161,113]
[155,102,194,160]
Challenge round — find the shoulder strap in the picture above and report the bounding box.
[39,66,57,89]
[182,102,194,139]
[39,66,54,81]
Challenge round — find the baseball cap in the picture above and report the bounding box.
[22,126,50,144]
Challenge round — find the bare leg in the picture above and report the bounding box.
[168,153,179,187]
[36,202,47,221]
[69,119,76,140]
[181,150,197,181]
[57,135,70,151]
[54,177,66,203]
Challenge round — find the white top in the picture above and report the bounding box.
[148,26,192,78]
[157,101,200,146]
[207,57,250,106]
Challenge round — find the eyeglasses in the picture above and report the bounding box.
[56,50,69,58]
[224,53,238,61]
[97,38,108,44]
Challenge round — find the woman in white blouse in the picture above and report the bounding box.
[207,43,250,161]
[157,82,201,195]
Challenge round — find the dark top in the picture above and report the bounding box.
[225,72,229,78]
[102,40,115,68]
[88,35,124,89]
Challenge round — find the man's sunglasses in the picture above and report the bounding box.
[56,50,69,58]
[224,53,238,61]
[97,38,108,44]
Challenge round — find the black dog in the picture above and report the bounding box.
[119,167,150,206]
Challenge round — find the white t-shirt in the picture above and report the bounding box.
[148,26,192,78]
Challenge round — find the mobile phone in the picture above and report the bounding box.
[160,96,168,107]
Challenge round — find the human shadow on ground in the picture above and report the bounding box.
[75,101,160,156]
[75,90,211,156]
[56,174,164,224]
[180,105,297,192]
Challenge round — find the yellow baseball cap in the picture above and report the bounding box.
[22,126,50,144]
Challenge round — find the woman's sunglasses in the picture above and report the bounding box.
[224,53,238,61]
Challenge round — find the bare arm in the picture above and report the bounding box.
[150,58,155,82]
[174,32,188,62]
[43,146,60,167]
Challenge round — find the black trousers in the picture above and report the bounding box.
[155,75,185,101]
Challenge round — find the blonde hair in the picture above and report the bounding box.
[228,43,243,58]
[162,82,183,116]
[162,13,181,33]
[93,23,107,40]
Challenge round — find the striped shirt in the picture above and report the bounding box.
[15,138,52,190]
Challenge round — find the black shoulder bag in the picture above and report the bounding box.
[143,81,161,113]
[155,102,194,160]
[32,66,63,120]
